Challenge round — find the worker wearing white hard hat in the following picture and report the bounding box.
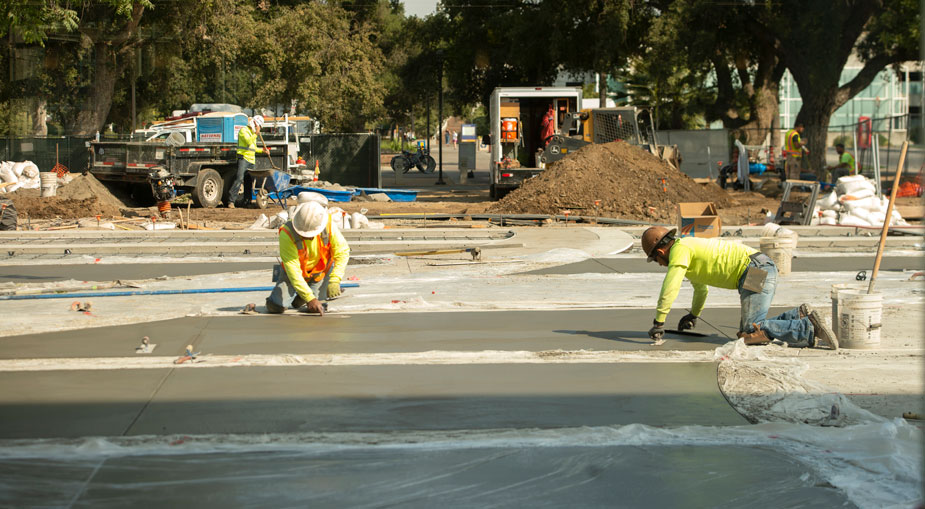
[228,114,268,208]
[266,201,350,315]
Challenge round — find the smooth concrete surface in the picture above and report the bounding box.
[0,363,743,438]
[0,310,752,360]
[0,369,169,438]
[524,255,925,275]
[0,262,273,283]
[0,445,850,508]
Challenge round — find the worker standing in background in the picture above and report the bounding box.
[641,226,838,350]
[540,104,555,146]
[266,201,350,315]
[783,122,806,181]
[826,143,856,182]
[229,115,266,208]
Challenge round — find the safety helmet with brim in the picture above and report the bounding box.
[642,226,677,262]
[251,115,265,129]
[291,201,327,238]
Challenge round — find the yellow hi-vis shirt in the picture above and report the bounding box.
[784,129,802,159]
[236,125,264,164]
[655,237,757,323]
[279,219,350,301]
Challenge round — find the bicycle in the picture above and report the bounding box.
[390,146,436,174]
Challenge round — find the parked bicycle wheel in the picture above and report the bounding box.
[391,155,411,174]
[418,155,436,173]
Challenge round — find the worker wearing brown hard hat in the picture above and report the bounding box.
[641,226,837,349]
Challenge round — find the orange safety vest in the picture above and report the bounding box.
[279,215,333,283]
[783,129,802,158]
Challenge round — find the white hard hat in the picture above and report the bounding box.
[291,201,326,238]
[251,115,265,128]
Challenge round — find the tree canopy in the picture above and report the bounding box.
[1,0,920,150]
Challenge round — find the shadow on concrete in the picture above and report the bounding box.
[554,329,730,347]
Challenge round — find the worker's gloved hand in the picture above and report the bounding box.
[678,313,698,331]
[327,282,341,299]
[306,298,325,315]
[648,320,665,340]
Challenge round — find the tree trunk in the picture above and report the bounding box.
[599,73,608,108]
[32,98,47,136]
[796,92,838,176]
[73,43,120,136]
[735,81,780,146]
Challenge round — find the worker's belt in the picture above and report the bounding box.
[749,252,773,265]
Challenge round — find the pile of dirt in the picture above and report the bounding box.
[8,173,129,219]
[488,141,732,222]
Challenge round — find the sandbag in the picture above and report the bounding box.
[297,191,329,207]
[821,209,838,219]
[819,217,837,225]
[842,196,880,214]
[0,199,16,230]
[817,191,838,210]
[838,212,871,227]
[20,162,39,179]
[351,212,370,229]
[836,175,874,196]
[0,165,16,184]
[839,188,875,201]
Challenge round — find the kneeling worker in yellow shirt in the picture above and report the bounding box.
[266,201,350,315]
[642,226,837,349]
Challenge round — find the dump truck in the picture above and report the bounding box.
[90,113,306,208]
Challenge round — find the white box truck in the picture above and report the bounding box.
[489,86,582,199]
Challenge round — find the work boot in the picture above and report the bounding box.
[738,324,771,346]
[227,202,235,209]
[806,307,839,350]
[265,298,284,314]
[799,303,812,319]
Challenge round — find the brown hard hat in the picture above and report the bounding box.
[642,226,677,262]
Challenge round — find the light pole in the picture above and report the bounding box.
[435,49,446,185]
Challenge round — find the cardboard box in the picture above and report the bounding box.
[678,202,721,238]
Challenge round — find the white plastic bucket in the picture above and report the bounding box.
[837,289,882,349]
[830,283,866,339]
[39,172,57,197]
[759,236,795,275]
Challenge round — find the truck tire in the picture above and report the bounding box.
[192,168,223,208]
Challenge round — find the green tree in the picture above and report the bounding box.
[751,0,920,172]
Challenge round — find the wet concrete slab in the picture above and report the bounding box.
[0,309,752,360]
[0,363,743,439]
[0,316,210,359]
[0,262,272,283]
[0,444,850,508]
[524,256,925,275]
[129,363,744,435]
[0,369,169,438]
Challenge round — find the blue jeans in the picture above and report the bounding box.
[265,263,332,313]
[228,158,254,205]
[739,254,814,347]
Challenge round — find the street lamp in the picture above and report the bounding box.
[435,49,446,185]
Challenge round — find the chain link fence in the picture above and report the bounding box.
[1,133,381,188]
[0,137,94,174]
[298,133,380,188]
